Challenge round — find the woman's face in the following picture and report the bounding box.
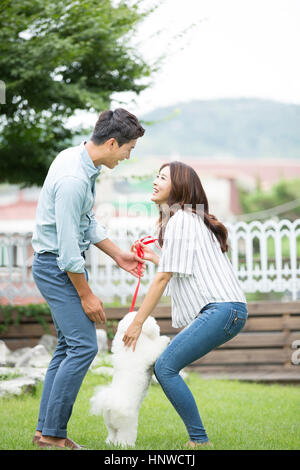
[151,166,172,205]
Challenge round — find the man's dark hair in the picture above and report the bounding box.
[91,108,145,146]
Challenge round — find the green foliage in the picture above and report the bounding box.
[239,177,300,220]
[0,303,120,337]
[0,371,21,381]
[106,320,118,340]
[0,0,158,187]
[0,303,52,334]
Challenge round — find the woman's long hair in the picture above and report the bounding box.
[157,161,229,253]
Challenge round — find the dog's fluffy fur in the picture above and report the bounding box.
[90,311,170,447]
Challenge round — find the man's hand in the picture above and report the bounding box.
[80,292,106,324]
[94,240,146,279]
[66,271,106,324]
[114,251,146,279]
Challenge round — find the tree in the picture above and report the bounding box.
[239,178,300,221]
[0,0,157,186]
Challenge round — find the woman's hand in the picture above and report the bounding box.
[123,320,143,352]
[131,242,160,265]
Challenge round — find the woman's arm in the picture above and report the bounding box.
[151,253,160,266]
[122,271,172,351]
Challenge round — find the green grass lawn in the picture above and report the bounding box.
[0,371,299,450]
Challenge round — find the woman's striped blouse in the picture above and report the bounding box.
[157,209,246,328]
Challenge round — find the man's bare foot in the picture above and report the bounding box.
[185,440,213,448]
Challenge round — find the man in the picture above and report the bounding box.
[31,108,146,449]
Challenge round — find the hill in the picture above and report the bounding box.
[135,98,300,158]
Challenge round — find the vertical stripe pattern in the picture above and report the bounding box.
[157,209,246,328]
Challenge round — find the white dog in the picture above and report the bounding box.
[90,311,170,447]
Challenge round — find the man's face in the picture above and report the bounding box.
[108,139,137,168]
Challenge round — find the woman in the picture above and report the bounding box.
[123,161,247,448]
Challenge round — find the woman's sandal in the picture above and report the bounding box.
[184,440,213,449]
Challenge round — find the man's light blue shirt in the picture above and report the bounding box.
[32,142,107,273]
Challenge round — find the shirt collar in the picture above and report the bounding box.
[79,141,102,179]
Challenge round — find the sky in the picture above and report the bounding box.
[68,0,300,127]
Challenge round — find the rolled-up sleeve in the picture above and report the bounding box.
[157,210,195,277]
[85,210,107,244]
[54,176,86,273]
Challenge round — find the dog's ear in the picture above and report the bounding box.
[116,311,138,334]
[141,316,160,340]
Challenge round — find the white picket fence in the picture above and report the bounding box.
[0,218,300,304]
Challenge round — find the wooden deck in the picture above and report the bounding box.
[1,301,300,383]
[191,370,300,383]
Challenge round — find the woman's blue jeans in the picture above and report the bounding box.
[32,252,98,438]
[154,301,248,443]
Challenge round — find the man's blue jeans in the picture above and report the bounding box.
[32,252,98,438]
[154,301,248,443]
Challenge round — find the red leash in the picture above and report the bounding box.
[129,236,160,312]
